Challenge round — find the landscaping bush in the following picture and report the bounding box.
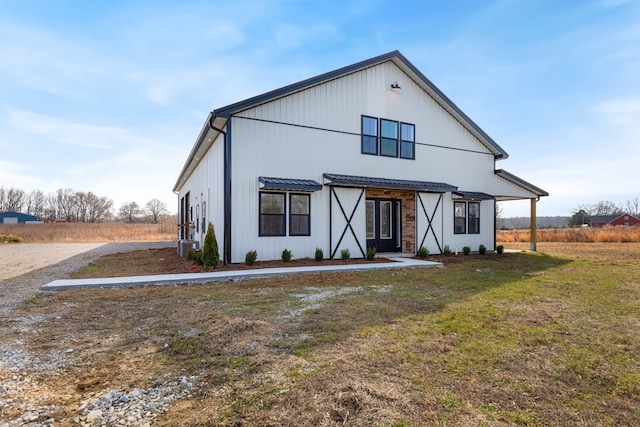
[479,244,487,255]
[245,250,257,265]
[462,246,471,256]
[202,223,220,268]
[496,244,504,254]
[186,248,203,265]
[281,249,292,262]
[443,245,452,256]
[417,246,429,259]
[315,247,324,262]
[366,246,377,261]
[341,248,351,260]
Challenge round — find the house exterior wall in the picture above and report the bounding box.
[176,132,226,250]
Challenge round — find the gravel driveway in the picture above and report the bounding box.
[0,242,175,314]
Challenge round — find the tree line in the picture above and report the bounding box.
[0,186,170,224]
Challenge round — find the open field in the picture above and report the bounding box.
[0,221,175,243]
[498,226,640,243]
[1,243,639,426]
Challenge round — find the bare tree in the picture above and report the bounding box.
[591,200,622,216]
[25,190,46,219]
[625,198,639,217]
[56,188,77,221]
[145,198,169,224]
[118,201,143,223]
[86,192,113,222]
[3,187,26,212]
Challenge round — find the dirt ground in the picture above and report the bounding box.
[1,242,638,426]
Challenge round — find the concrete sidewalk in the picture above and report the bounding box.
[41,257,442,291]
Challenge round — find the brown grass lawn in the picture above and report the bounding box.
[3,242,639,426]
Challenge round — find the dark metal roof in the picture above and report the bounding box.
[495,169,548,197]
[453,191,494,201]
[259,176,322,192]
[323,173,457,193]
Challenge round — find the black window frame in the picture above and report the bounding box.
[400,122,415,160]
[259,192,286,237]
[454,201,467,234]
[289,193,311,236]
[361,115,378,155]
[380,118,399,157]
[468,202,480,234]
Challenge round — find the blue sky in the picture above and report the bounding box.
[1,0,639,217]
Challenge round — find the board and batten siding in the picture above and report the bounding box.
[178,132,225,251]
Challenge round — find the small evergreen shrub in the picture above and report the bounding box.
[463,246,471,256]
[186,248,203,265]
[366,246,377,261]
[496,245,504,255]
[443,245,452,256]
[202,223,220,268]
[245,250,257,265]
[340,248,351,260]
[417,246,429,259]
[479,244,487,255]
[281,249,292,262]
[315,247,324,262]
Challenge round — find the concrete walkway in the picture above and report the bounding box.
[41,257,442,291]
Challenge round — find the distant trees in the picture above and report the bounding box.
[570,199,640,227]
[0,185,170,223]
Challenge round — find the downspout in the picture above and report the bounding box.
[207,114,232,265]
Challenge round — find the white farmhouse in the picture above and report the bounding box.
[174,51,547,263]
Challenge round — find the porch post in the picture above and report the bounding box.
[530,198,537,251]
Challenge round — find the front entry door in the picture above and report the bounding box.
[366,198,401,252]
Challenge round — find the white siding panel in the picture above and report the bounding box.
[329,187,366,259]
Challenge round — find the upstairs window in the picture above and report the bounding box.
[400,123,415,159]
[380,119,399,157]
[361,116,378,155]
[361,115,415,160]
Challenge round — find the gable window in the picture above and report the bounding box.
[380,119,399,157]
[361,116,415,160]
[400,123,415,159]
[361,116,378,155]
[289,194,310,236]
[259,192,285,236]
[454,201,466,234]
[468,202,480,234]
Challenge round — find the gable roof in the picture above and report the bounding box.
[590,213,640,224]
[174,51,510,192]
[495,169,549,197]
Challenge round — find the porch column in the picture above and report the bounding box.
[530,198,537,251]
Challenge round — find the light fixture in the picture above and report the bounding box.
[390,81,401,91]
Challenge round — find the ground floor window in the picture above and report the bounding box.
[259,192,312,237]
[259,192,285,236]
[289,193,310,236]
[454,201,481,234]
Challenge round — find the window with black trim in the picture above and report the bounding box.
[361,116,378,155]
[361,115,415,160]
[259,192,285,236]
[289,194,310,236]
[400,122,415,159]
[454,201,466,234]
[468,202,480,234]
[380,119,399,157]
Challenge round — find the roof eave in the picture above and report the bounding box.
[495,169,548,197]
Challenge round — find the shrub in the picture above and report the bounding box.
[417,246,429,258]
[0,234,25,243]
[340,248,351,260]
[443,245,452,256]
[366,246,377,261]
[245,250,257,265]
[186,248,203,265]
[315,247,324,262]
[479,244,486,255]
[496,245,504,254]
[202,223,220,268]
[463,246,471,256]
[281,249,292,262]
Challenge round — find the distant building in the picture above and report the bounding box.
[589,213,640,227]
[0,211,39,224]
